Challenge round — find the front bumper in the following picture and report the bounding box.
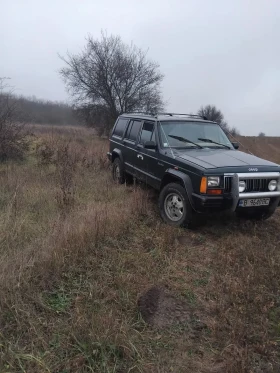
[193,171,280,213]
[107,152,112,161]
[192,193,233,212]
[192,193,280,213]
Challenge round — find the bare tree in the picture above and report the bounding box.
[258,132,266,137]
[59,32,164,136]
[198,105,227,126]
[0,78,28,161]
[230,127,241,137]
[197,105,240,136]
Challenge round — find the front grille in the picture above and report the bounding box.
[224,175,272,193]
[241,178,269,192]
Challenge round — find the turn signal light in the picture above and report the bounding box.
[200,177,207,194]
[207,189,222,195]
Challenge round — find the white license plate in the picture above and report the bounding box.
[239,198,270,207]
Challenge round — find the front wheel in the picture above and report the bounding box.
[159,183,193,227]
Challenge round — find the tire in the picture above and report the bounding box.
[159,183,194,227]
[112,157,125,184]
[236,207,276,221]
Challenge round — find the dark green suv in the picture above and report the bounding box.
[107,113,280,226]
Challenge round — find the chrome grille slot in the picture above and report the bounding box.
[224,176,232,192]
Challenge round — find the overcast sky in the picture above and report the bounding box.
[1,0,280,135]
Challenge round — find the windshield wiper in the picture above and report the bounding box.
[168,135,203,149]
[198,138,231,149]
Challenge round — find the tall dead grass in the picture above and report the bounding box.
[0,125,280,372]
[0,128,151,371]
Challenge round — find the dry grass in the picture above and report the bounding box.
[237,136,280,164]
[0,126,280,372]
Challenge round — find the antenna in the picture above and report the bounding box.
[222,127,254,155]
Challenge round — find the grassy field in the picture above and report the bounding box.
[237,136,280,164]
[0,125,280,373]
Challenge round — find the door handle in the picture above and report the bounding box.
[137,154,144,160]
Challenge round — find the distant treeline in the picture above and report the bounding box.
[14,95,80,126]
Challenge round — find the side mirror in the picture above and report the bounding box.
[232,142,239,150]
[144,141,157,150]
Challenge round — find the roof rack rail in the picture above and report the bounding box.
[121,112,208,120]
[156,112,207,120]
[122,111,155,116]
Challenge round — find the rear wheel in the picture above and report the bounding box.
[159,183,194,227]
[112,158,125,184]
[236,207,276,221]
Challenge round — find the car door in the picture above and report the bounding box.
[122,119,142,177]
[135,121,161,188]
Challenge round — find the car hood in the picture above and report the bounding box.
[175,149,280,169]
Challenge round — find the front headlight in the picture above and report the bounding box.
[239,181,246,193]
[268,180,277,191]
[207,176,220,187]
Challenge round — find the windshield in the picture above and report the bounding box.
[159,121,233,149]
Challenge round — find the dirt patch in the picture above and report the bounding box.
[138,285,193,328]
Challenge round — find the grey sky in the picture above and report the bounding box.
[1,0,280,135]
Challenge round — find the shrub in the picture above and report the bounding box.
[0,79,28,161]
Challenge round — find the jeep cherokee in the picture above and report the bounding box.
[107,113,280,226]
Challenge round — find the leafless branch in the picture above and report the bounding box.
[198,105,240,136]
[59,33,164,136]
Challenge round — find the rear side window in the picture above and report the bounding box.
[126,120,142,142]
[113,118,129,137]
[124,121,133,138]
[140,122,155,144]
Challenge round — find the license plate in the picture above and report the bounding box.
[239,198,270,207]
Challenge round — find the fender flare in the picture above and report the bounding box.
[161,169,196,211]
[112,148,123,163]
